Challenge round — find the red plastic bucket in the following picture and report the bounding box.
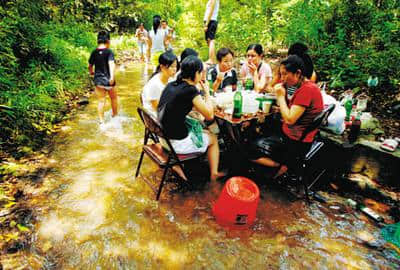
[212,176,260,229]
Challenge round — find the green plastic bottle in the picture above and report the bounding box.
[344,98,353,122]
[245,76,253,90]
[233,90,243,119]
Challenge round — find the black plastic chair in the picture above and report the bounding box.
[135,107,204,200]
[293,103,336,202]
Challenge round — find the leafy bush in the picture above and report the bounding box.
[0,2,96,154]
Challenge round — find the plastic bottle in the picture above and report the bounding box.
[348,112,361,143]
[344,98,353,122]
[245,75,253,90]
[358,204,384,223]
[233,90,243,119]
[346,199,384,223]
[237,82,243,92]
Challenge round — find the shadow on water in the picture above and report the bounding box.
[31,63,399,269]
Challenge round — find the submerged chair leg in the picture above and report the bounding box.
[135,150,145,178]
[156,166,170,201]
[300,163,310,203]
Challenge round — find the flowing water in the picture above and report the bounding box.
[29,63,398,269]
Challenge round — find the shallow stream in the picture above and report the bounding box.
[29,63,398,269]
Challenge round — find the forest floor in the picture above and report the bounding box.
[360,88,400,139]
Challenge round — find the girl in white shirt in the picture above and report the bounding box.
[141,51,178,116]
[148,15,167,67]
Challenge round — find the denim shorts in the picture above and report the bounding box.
[94,76,116,91]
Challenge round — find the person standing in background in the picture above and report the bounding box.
[135,23,148,62]
[147,15,167,67]
[203,0,220,65]
[161,20,176,51]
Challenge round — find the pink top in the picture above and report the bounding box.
[240,61,272,82]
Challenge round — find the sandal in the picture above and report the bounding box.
[380,138,399,152]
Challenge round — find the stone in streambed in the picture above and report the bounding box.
[77,97,89,105]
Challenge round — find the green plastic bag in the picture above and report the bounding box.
[185,116,204,148]
[381,222,400,258]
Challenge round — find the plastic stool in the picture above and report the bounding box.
[212,176,260,229]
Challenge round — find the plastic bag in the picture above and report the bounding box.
[185,116,204,148]
[322,92,346,135]
[381,222,400,258]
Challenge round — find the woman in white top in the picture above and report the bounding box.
[147,15,167,67]
[240,44,273,92]
[141,51,178,116]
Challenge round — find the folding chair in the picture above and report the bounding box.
[135,107,205,200]
[292,103,336,202]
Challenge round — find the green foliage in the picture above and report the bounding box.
[0,2,96,154]
[0,0,399,156]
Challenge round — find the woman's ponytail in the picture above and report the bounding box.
[149,65,161,80]
[176,73,183,84]
[288,43,313,79]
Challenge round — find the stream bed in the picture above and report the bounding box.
[17,63,399,269]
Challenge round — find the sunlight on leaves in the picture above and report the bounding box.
[17,224,30,232]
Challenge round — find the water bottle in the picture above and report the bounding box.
[245,75,253,90]
[348,112,361,143]
[237,82,243,92]
[233,91,243,119]
[344,98,353,122]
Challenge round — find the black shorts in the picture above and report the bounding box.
[247,132,312,168]
[205,20,218,41]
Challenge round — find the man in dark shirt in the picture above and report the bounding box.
[88,30,118,124]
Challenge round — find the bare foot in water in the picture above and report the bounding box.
[211,171,227,181]
[273,164,288,179]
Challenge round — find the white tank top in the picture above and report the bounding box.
[204,0,220,21]
[149,28,166,53]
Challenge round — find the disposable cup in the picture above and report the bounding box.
[262,100,273,114]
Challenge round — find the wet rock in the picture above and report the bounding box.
[7,241,24,254]
[77,97,89,105]
[357,231,385,249]
[166,211,175,222]
[41,241,52,252]
[0,209,11,217]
